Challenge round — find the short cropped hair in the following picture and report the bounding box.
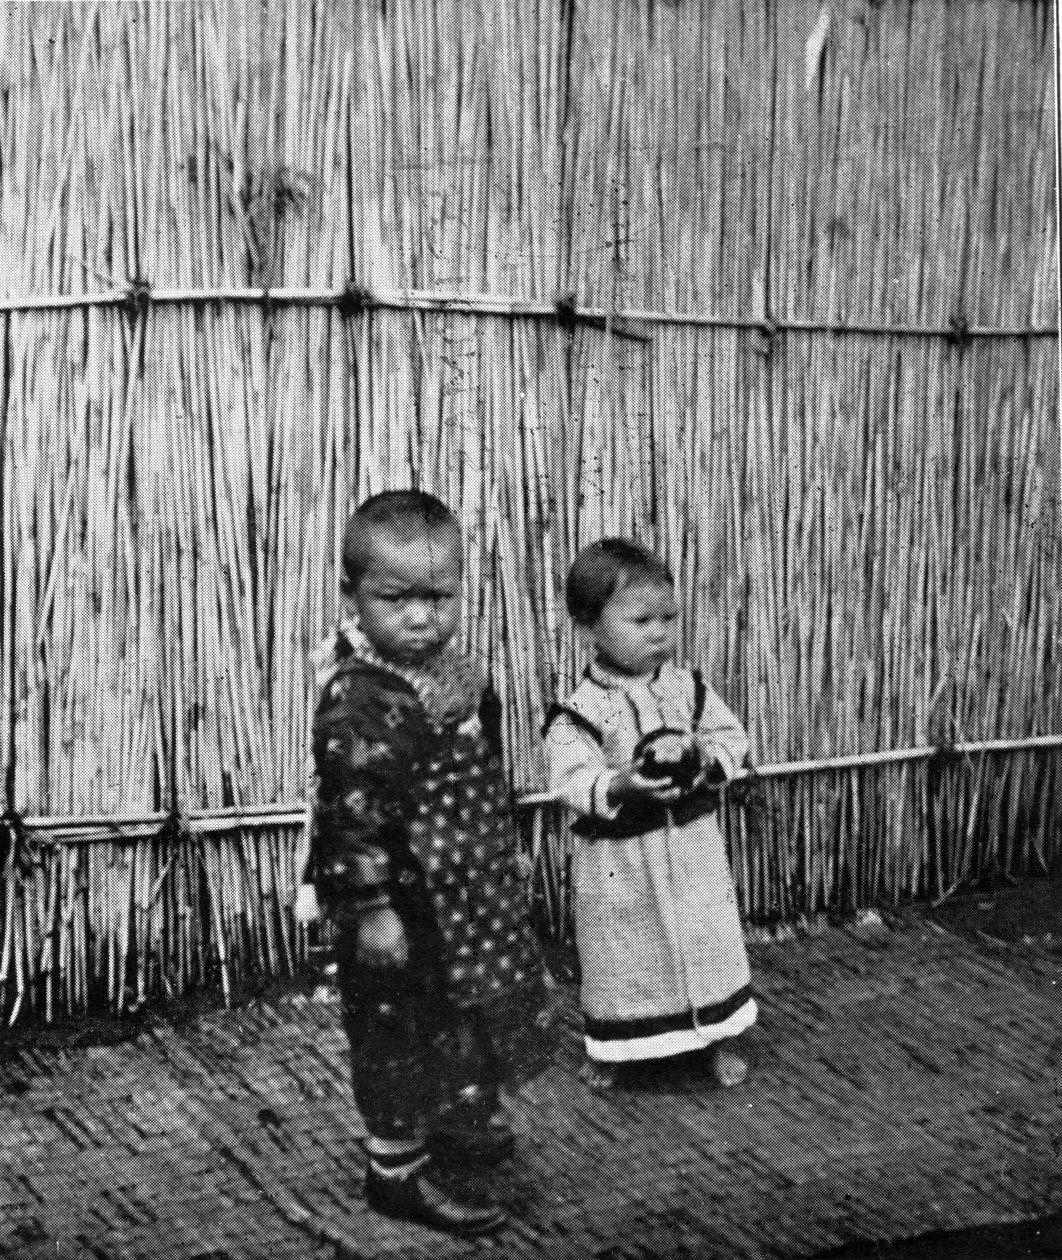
[342,490,461,589]
[565,538,673,627]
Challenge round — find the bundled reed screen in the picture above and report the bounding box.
[0,0,1057,1021]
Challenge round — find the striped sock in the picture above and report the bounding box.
[365,1138,429,1181]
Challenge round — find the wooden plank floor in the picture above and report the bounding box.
[1,912,1059,1260]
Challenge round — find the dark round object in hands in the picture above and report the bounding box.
[633,728,703,793]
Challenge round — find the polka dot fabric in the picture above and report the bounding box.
[407,725,542,1009]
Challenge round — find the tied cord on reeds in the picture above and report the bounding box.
[0,284,1054,340]
[0,0,1057,1022]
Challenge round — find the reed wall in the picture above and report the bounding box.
[0,0,1058,1020]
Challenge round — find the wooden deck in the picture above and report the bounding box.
[1,910,1059,1260]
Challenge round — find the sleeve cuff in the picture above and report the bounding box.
[590,771,622,818]
[354,887,393,911]
[352,850,391,885]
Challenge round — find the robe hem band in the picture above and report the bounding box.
[584,996,757,1063]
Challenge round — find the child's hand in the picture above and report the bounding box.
[294,883,320,926]
[608,765,687,807]
[687,749,728,794]
[356,906,409,969]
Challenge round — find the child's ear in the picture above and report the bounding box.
[574,621,597,650]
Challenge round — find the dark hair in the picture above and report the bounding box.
[565,538,673,626]
[342,490,461,589]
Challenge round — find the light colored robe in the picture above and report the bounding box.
[545,659,757,1062]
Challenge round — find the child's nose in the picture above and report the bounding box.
[405,600,433,626]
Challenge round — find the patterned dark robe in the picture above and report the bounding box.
[310,633,551,1126]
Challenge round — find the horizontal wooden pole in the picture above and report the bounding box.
[0,285,1054,339]
[518,734,1062,804]
[13,732,1062,842]
[20,804,310,841]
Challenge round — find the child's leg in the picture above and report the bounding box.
[428,1009,515,1166]
[338,948,506,1235]
[578,1039,623,1091]
[579,1057,620,1091]
[703,1037,750,1088]
[340,971,434,1144]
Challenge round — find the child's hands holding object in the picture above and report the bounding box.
[636,729,703,791]
[609,729,726,806]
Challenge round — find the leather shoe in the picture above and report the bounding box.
[429,1115,516,1166]
[365,1165,507,1236]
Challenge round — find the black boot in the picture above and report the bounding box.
[428,1113,516,1166]
[364,1163,507,1236]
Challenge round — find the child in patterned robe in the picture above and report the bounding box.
[544,538,756,1091]
[304,491,552,1236]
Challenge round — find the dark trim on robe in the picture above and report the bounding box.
[583,984,754,1042]
[542,703,604,746]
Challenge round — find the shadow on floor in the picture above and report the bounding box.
[810,1211,1062,1260]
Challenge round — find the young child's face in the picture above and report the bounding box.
[351,528,463,665]
[590,579,678,675]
